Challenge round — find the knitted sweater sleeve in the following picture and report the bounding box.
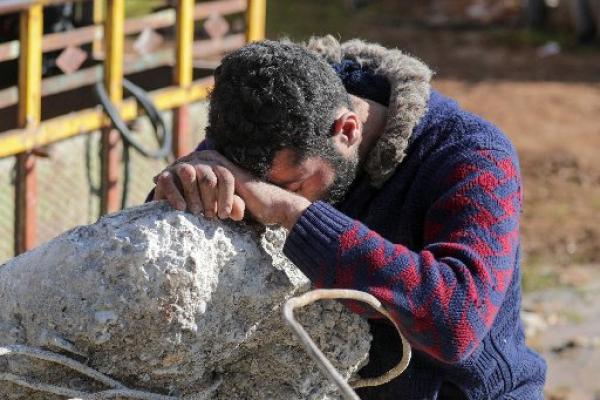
[282,148,522,364]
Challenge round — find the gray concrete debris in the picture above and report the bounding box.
[0,202,371,399]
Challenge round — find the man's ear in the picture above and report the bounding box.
[331,111,362,152]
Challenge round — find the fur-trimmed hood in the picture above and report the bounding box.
[305,36,433,187]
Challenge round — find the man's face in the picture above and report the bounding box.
[267,144,359,204]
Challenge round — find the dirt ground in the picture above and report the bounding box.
[523,264,600,400]
[268,1,600,397]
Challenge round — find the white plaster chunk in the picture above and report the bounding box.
[0,202,371,399]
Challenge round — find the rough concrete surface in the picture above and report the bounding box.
[0,202,371,399]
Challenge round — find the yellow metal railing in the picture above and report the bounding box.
[0,0,266,157]
[0,0,266,254]
[246,0,266,42]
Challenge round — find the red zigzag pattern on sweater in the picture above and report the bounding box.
[331,149,521,363]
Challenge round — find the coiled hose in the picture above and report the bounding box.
[94,78,173,210]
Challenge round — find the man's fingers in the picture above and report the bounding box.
[196,165,218,218]
[230,195,245,221]
[213,165,235,219]
[153,183,165,200]
[157,171,186,211]
[197,150,251,184]
[176,164,203,215]
[154,150,255,221]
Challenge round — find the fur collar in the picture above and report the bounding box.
[305,36,433,187]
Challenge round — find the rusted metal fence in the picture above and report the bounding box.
[0,0,266,260]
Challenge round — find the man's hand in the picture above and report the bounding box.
[153,151,246,221]
[153,150,311,229]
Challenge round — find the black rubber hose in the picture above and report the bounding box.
[94,79,172,159]
[94,78,173,209]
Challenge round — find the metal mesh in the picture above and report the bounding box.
[124,114,171,208]
[36,133,102,246]
[0,158,15,264]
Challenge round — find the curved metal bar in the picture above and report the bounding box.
[283,289,412,399]
[0,344,178,400]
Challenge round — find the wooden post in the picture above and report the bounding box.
[14,4,43,255]
[173,0,195,158]
[246,0,266,43]
[100,0,124,214]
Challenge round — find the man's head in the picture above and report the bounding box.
[206,40,363,203]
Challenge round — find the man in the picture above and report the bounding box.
[150,37,546,399]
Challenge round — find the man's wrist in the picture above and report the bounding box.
[282,197,311,230]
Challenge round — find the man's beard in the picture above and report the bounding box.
[321,143,360,205]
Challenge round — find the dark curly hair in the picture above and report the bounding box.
[206,40,351,178]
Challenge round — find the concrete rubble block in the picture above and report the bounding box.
[0,202,371,399]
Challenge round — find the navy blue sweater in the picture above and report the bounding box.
[282,90,547,399]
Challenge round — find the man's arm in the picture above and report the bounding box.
[283,148,522,364]
[149,149,310,227]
